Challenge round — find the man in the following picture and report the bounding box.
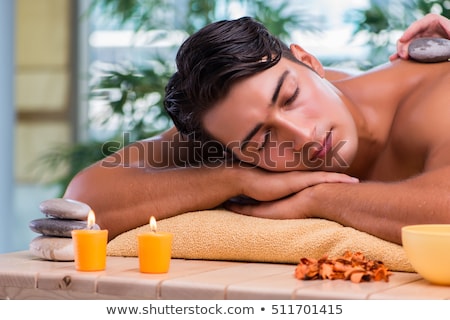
[64,15,450,245]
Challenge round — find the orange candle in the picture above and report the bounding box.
[138,216,173,273]
[71,210,108,271]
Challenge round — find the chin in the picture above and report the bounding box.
[312,142,354,173]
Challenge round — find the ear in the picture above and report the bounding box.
[290,44,325,78]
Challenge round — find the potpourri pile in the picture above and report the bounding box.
[295,251,392,283]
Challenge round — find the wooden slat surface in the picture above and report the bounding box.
[1,251,449,300]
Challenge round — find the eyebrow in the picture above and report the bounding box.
[240,70,289,150]
[271,70,289,105]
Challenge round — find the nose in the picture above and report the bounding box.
[271,113,315,152]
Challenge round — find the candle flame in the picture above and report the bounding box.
[150,216,157,232]
[87,210,95,229]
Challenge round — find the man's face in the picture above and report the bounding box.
[203,57,358,172]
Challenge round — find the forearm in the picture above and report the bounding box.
[64,163,241,240]
[308,170,450,244]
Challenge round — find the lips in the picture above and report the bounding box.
[310,130,332,161]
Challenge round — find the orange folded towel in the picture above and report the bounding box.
[107,209,414,272]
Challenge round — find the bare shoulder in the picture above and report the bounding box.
[99,126,187,168]
[325,67,358,81]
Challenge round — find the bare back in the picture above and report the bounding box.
[360,61,450,181]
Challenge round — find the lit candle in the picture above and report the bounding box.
[138,216,173,273]
[71,210,108,271]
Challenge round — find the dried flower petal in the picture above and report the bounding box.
[349,271,366,283]
[344,266,365,280]
[320,262,334,279]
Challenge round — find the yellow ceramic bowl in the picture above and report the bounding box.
[402,224,450,285]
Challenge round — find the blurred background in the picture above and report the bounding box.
[2,0,449,253]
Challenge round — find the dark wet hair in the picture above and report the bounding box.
[164,16,294,143]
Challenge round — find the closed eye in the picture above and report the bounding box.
[284,87,299,106]
[258,130,271,151]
